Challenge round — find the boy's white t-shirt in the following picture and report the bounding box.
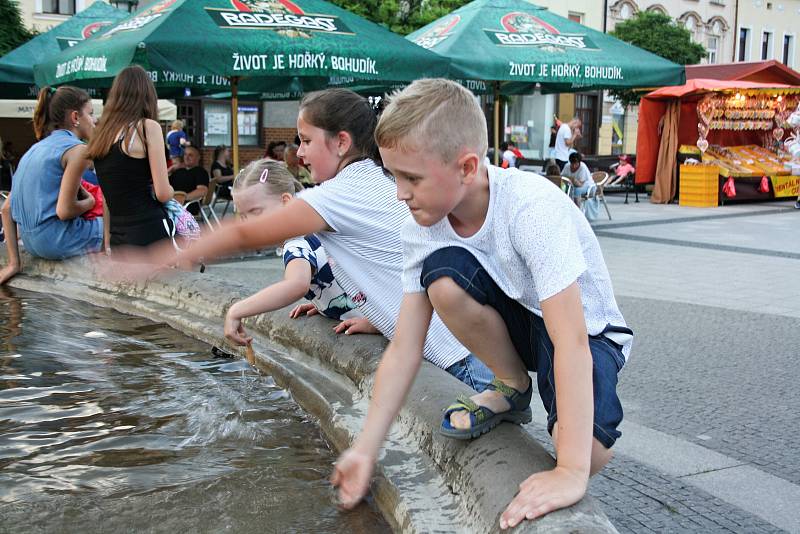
[401,165,633,360]
[297,159,470,369]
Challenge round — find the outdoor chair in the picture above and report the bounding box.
[545,174,563,189]
[581,171,612,220]
[211,188,233,219]
[561,177,574,197]
[172,191,187,204]
[183,177,222,230]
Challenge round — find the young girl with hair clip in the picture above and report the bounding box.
[224,159,377,345]
[89,65,175,248]
[107,88,491,389]
[0,85,102,285]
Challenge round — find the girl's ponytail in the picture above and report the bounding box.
[33,87,53,141]
[32,85,91,141]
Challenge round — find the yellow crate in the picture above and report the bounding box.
[679,164,719,207]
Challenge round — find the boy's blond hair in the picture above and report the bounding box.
[171,119,184,130]
[376,78,487,163]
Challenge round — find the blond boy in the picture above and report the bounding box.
[332,79,632,529]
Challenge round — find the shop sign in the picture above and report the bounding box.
[771,175,800,197]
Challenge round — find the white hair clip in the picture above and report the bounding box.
[259,168,269,183]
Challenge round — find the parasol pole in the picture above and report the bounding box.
[493,81,500,166]
[231,76,240,174]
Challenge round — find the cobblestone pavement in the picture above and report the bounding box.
[206,196,800,533]
[575,196,798,532]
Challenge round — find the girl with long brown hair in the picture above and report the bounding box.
[0,86,102,285]
[88,65,174,247]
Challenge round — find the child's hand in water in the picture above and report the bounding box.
[333,317,380,335]
[331,446,375,509]
[289,302,319,318]
[224,307,253,346]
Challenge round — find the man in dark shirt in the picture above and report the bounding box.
[169,146,209,215]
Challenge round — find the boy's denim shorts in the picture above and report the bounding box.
[421,246,626,449]
[444,353,494,393]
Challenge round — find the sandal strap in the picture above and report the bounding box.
[488,377,517,397]
[443,394,493,425]
[487,377,533,411]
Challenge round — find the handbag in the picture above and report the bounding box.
[80,179,104,220]
[162,198,200,239]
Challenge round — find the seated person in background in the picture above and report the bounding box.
[609,154,635,186]
[500,141,516,168]
[169,146,208,215]
[210,145,235,200]
[264,140,287,162]
[561,152,595,206]
[284,143,313,188]
[1,86,103,285]
[544,161,564,190]
[224,159,379,345]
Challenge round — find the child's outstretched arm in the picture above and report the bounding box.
[500,281,592,529]
[331,292,432,507]
[225,259,313,345]
[99,198,328,281]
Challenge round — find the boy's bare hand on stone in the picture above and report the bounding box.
[500,466,588,529]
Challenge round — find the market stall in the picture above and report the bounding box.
[635,79,800,205]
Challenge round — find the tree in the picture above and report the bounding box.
[330,0,471,35]
[0,0,36,56]
[610,11,707,107]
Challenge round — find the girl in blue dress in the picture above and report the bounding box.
[0,86,103,284]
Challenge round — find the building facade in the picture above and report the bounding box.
[735,1,799,68]
[607,1,737,66]
[15,0,103,33]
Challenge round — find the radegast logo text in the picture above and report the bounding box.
[207,0,351,36]
[486,12,596,51]
[56,21,114,50]
[100,0,177,39]
[413,15,460,50]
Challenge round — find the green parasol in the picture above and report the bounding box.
[0,2,127,98]
[407,0,686,162]
[34,0,454,170]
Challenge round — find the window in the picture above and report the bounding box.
[203,101,261,148]
[42,0,76,15]
[739,28,750,61]
[707,36,719,63]
[568,12,583,24]
[762,31,773,60]
[784,35,795,66]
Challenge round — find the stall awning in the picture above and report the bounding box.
[686,60,800,86]
[645,78,799,100]
[0,99,177,120]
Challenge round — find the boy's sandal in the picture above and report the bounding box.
[440,377,533,440]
